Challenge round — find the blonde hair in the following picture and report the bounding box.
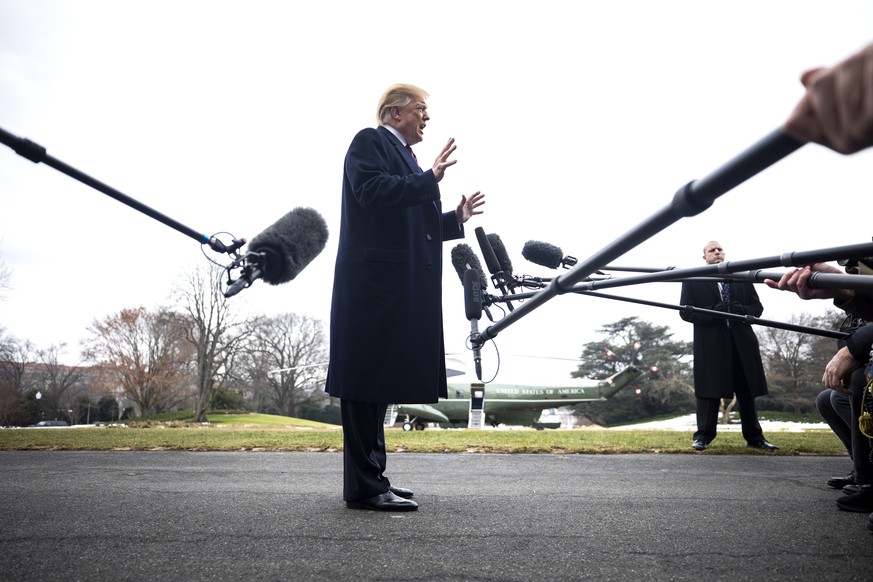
[376,83,428,125]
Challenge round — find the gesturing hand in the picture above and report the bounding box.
[456,191,486,224]
[432,138,458,183]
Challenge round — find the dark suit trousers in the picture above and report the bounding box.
[815,388,853,457]
[694,336,764,444]
[340,399,391,501]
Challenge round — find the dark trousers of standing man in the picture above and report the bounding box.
[340,399,391,502]
[694,337,765,445]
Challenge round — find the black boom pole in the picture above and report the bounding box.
[0,125,212,246]
[474,129,805,345]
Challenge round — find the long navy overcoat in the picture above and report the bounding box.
[679,280,769,399]
[326,126,463,404]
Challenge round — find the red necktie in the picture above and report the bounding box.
[406,145,416,160]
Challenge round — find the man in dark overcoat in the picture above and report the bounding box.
[679,241,777,451]
[326,83,484,511]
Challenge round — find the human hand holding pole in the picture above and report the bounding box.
[783,41,873,154]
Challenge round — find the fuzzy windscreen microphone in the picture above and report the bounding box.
[486,233,513,277]
[521,240,564,269]
[247,207,329,284]
[450,243,488,290]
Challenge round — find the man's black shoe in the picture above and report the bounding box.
[692,438,708,451]
[844,484,862,494]
[836,485,873,513]
[828,471,856,489]
[389,485,414,499]
[346,490,418,512]
[747,440,779,451]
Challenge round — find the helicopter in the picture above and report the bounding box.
[388,354,647,430]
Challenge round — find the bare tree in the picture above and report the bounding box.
[0,334,38,421]
[0,247,11,300]
[242,313,328,417]
[0,332,33,392]
[758,312,840,414]
[0,330,30,425]
[174,263,252,423]
[83,306,194,416]
[31,344,85,423]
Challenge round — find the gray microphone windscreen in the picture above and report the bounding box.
[522,240,563,269]
[451,244,488,290]
[486,233,513,276]
[247,207,329,284]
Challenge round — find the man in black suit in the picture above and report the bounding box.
[326,84,484,511]
[680,241,778,451]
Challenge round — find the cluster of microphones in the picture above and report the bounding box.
[452,227,591,380]
[451,227,593,314]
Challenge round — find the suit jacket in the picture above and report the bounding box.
[679,279,769,399]
[326,126,463,403]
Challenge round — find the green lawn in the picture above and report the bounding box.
[0,412,846,455]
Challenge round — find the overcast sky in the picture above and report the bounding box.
[2,1,872,382]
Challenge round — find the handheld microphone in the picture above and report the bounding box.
[522,240,577,269]
[224,207,329,297]
[463,268,483,380]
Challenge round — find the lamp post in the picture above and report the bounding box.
[35,391,44,421]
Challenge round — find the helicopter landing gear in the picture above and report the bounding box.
[402,417,426,431]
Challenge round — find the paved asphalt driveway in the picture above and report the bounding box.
[1,451,871,581]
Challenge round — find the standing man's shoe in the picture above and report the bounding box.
[843,484,862,494]
[828,471,856,489]
[346,490,418,512]
[836,485,873,513]
[692,438,708,451]
[747,440,779,451]
[389,485,414,499]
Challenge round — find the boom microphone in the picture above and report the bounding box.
[522,240,577,269]
[248,207,329,284]
[224,207,329,297]
[463,268,483,380]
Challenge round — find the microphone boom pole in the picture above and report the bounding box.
[580,290,849,340]
[0,125,215,247]
[475,129,805,345]
[560,251,873,294]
